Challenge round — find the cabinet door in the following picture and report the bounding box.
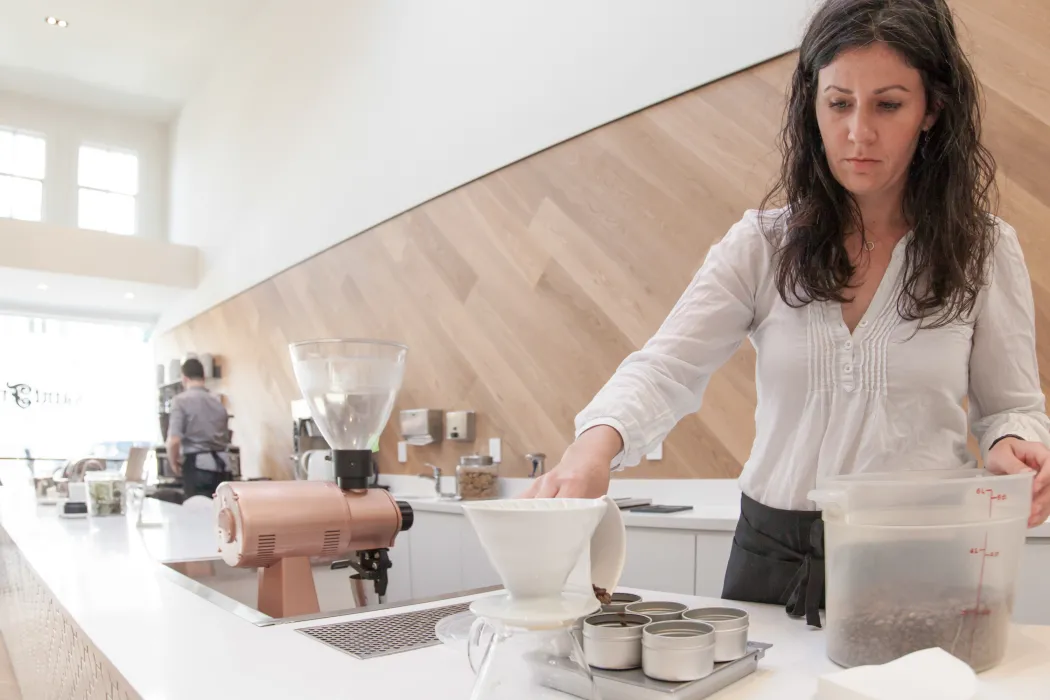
[408,511,464,599]
[1015,540,1050,625]
[694,532,734,598]
[384,528,414,603]
[461,519,502,590]
[619,529,696,595]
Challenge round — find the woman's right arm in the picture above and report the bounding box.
[523,212,770,498]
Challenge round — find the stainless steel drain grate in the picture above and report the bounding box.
[296,602,471,660]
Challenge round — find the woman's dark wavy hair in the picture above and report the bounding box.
[760,0,997,327]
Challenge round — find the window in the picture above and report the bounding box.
[78,145,138,235]
[0,312,155,462]
[0,128,46,222]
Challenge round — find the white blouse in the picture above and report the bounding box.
[575,209,1050,511]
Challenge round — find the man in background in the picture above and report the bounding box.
[166,358,230,499]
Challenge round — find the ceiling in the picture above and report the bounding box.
[0,266,187,327]
[0,0,269,119]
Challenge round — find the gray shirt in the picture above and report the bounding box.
[169,386,229,469]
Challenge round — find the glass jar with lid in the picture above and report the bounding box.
[84,471,127,517]
[457,454,499,500]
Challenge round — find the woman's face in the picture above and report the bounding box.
[815,42,936,204]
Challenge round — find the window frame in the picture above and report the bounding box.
[77,142,140,236]
[0,125,48,223]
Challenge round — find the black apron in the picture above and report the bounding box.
[182,451,230,499]
[721,493,826,628]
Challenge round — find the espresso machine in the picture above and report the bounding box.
[214,339,414,618]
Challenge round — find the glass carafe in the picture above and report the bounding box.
[468,617,597,700]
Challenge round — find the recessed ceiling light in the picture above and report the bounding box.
[37,283,48,291]
[124,292,136,300]
[45,17,68,28]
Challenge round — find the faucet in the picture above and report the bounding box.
[526,453,546,478]
[420,463,456,498]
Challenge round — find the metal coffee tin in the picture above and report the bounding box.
[624,601,688,623]
[642,620,716,682]
[682,607,750,662]
[583,612,652,670]
[602,592,643,613]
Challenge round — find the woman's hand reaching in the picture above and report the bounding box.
[520,426,622,499]
[986,437,1050,528]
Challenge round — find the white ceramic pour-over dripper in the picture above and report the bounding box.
[462,496,626,628]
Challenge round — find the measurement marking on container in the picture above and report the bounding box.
[969,548,1000,557]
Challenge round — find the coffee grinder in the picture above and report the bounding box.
[214,339,413,618]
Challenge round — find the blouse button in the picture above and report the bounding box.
[844,383,854,393]
[844,364,853,374]
[844,340,853,350]
[859,320,869,328]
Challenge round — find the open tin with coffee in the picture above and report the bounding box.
[601,591,643,613]
[583,612,652,670]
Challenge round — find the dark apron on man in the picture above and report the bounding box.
[721,492,826,628]
[182,451,230,499]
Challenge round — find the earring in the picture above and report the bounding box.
[920,131,931,160]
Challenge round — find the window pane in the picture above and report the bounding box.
[109,151,139,196]
[0,131,13,175]
[0,175,12,217]
[78,187,110,231]
[79,146,109,190]
[11,177,42,221]
[108,192,136,235]
[13,133,45,179]
[78,145,139,195]
[78,188,136,235]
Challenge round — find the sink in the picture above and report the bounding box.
[391,492,462,502]
[158,556,501,628]
[158,557,397,626]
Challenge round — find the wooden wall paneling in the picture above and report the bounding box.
[156,0,1050,481]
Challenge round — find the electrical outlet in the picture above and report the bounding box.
[397,441,408,463]
[489,437,502,463]
[646,443,663,461]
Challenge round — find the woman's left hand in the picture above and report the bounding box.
[986,437,1050,528]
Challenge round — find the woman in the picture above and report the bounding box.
[523,0,1050,627]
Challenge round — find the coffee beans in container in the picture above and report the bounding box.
[456,455,499,500]
[828,586,1012,672]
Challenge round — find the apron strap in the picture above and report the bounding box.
[782,519,825,627]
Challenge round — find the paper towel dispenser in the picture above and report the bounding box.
[399,409,444,446]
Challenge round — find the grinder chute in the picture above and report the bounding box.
[214,339,414,618]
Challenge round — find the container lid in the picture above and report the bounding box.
[459,454,494,466]
[808,468,1034,525]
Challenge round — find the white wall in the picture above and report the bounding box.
[160,0,814,332]
[0,219,197,287]
[0,90,170,239]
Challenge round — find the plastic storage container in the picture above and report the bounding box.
[809,468,1033,672]
[85,471,127,517]
[456,454,499,500]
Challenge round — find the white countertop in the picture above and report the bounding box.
[1,476,1049,700]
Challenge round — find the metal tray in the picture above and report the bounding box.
[592,642,772,700]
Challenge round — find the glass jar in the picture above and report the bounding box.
[85,471,127,517]
[457,454,499,500]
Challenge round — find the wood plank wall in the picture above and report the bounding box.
[155,0,1050,481]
